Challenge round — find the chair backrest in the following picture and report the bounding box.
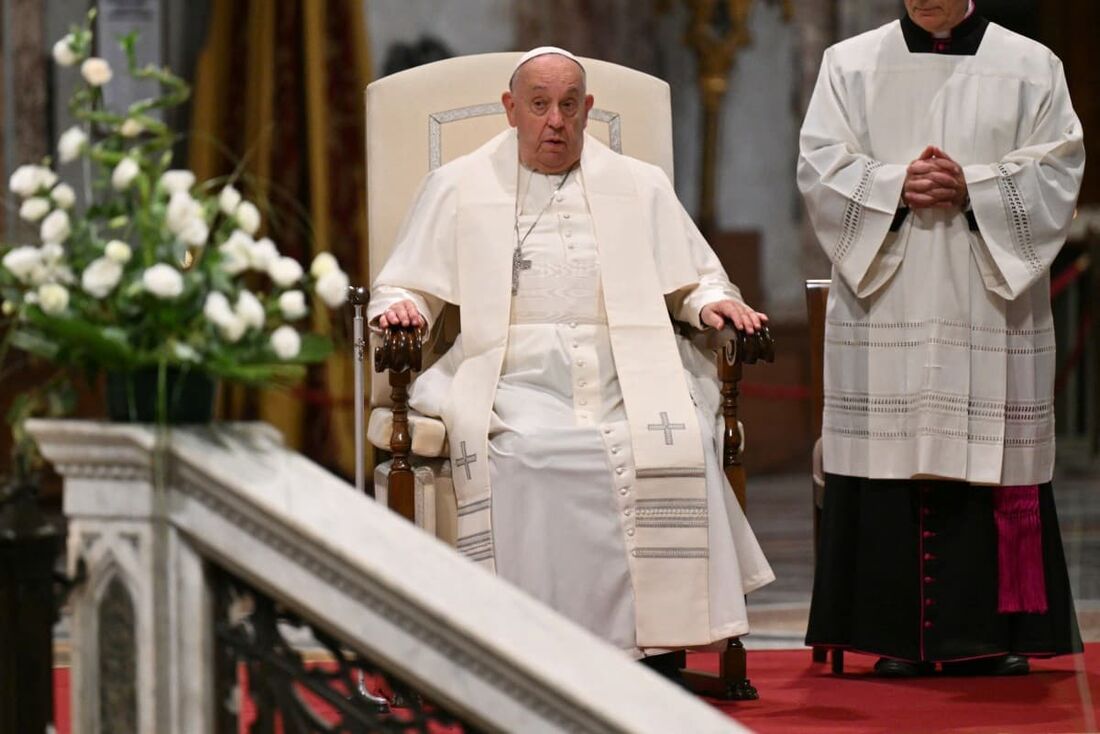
[365,52,675,280]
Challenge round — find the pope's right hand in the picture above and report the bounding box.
[378,299,424,329]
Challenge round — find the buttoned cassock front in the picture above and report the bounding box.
[369,130,773,653]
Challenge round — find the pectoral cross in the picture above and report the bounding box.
[511,245,532,296]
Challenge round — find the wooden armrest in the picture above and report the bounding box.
[372,325,426,522]
[681,322,776,367]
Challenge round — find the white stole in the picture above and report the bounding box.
[446,130,711,646]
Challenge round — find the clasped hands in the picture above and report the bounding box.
[903,145,969,210]
[380,298,768,334]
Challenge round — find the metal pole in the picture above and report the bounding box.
[349,286,369,495]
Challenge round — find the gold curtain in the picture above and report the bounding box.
[189,1,372,478]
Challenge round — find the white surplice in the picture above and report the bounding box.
[369,131,773,653]
[798,21,1085,485]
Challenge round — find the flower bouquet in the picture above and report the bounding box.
[0,11,350,426]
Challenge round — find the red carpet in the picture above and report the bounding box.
[52,645,1100,733]
[691,645,1100,733]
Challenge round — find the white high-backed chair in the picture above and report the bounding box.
[364,53,675,542]
[362,53,773,700]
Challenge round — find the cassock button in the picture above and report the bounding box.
[576,360,584,366]
[616,467,625,475]
[611,447,620,454]
[631,549,638,557]
[923,553,935,561]
[623,509,631,517]
[922,530,935,539]
[626,529,635,536]
[555,194,564,202]
[922,507,933,517]
[619,488,628,495]
[923,621,934,629]
[579,399,588,406]
[565,230,573,237]
[924,576,935,584]
[578,380,587,387]
[603,427,612,434]
[569,321,577,329]
[563,212,571,219]
[924,598,935,606]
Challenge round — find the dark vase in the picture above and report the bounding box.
[105,367,216,424]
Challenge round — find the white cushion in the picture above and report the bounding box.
[367,408,448,457]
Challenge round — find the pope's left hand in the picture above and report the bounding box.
[700,299,768,334]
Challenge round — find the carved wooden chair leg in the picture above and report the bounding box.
[680,327,773,701]
[374,326,423,523]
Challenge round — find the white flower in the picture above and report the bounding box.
[235,290,265,330]
[315,269,349,308]
[220,316,246,343]
[52,35,79,67]
[1,246,42,283]
[9,165,56,198]
[1,300,14,316]
[310,252,339,279]
[105,240,132,263]
[119,118,144,137]
[270,325,301,360]
[50,183,76,209]
[40,243,65,265]
[81,257,123,298]
[37,283,69,314]
[24,292,38,305]
[218,230,253,275]
[19,197,51,223]
[40,209,71,244]
[173,343,199,362]
[248,237,279,271]
[204,294,247,343]
[166,191,203,235]
[179,218,210,248]
[235,200,261,235]
[268,256,303,287]
[111,157,140,191]
[80,57,112,87]
[57,126,88,163]
[159,169,195,195]
[278,290,307,320]
[203,292,234,325]
[142,264,184,299]
[218,185,242,216]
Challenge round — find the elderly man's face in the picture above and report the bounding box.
[905,0,969,34]
[502,54,594,174]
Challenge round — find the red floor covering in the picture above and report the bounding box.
[693,644,1100,733]
[52,644,1100,733]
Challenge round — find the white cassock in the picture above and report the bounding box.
[798,20,1084,486]
[370,129,773,655]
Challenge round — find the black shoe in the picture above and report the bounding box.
[942,654,1030,677]
[873,657,935,677]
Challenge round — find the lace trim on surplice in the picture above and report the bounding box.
[833,160,883,263]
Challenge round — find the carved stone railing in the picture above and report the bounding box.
[28,419,747,734]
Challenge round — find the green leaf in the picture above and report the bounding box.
[9,328,60,360]
[24,310,137,368]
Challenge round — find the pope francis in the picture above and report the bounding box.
[368,47,774,672]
